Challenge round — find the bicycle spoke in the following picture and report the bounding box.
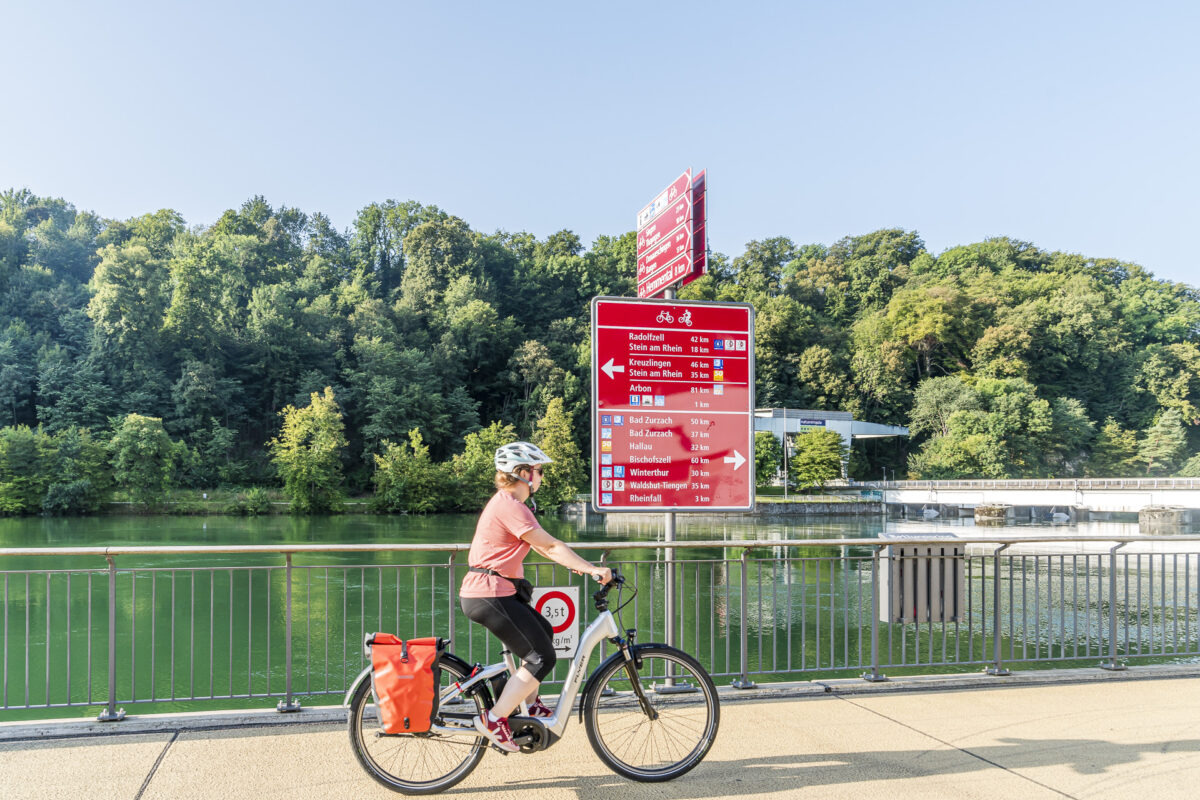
[586,649,719,779]
[350,660,486,792]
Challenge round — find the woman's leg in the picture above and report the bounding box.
[461,594,556,718]
[521,610,556,705]
[494,666,540,717]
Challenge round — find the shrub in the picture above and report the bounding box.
[788,429,849,491]
[268,387,348,514]
[372,430,447,513]
[447,421,518,512]
[109,414,177,509]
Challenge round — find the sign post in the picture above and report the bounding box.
[603,169,734,686]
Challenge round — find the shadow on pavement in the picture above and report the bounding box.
[465,738,1200,797]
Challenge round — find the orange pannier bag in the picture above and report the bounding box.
[368,633,447,734]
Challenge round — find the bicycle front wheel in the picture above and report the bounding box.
[348,656,486,795]
[583,644,720,782]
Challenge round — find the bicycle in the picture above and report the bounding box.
[345,569,720,794]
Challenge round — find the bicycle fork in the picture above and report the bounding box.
[618,641,658,721]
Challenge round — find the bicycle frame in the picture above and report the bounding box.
[344,607,621,740]
[444,607,620,738]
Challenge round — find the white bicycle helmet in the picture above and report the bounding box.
[494,441,553,475]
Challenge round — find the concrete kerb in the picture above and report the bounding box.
[3,662,1198,743]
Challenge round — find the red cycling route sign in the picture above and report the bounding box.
[591,296,755,513]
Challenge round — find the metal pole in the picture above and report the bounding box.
[1101,543,1128,671]
[665,512,676,650]
[447,552,457,649]
[783,408,788,500]
[733,549,757,688]
[278,554,300,711]
[985,544,1011,675]
[663,286,677,656]
[97,555,124,721]
[863,545,887,681]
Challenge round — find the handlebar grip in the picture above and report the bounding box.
[592,568,624,606]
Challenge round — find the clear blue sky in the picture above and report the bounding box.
[4,1,1197,286]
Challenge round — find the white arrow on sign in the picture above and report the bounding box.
[601,358,625,379]
[723,450,746,470]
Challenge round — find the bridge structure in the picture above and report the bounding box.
[868,477,1200,525]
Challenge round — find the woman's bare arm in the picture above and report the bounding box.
[521,527,611,582]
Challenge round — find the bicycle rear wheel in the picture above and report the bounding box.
[348,656,486,795]
[583,644,720,781]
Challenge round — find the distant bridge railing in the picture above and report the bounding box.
[861,478,1200,491]
[1,536,1198,721]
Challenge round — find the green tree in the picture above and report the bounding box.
[753,294,816,406]
[347,336,455,459]
[909,377,980,438]
[398,217,480,317]
[1138,409,1188,476]
[269,387,348,513]
[507,340,567,437]
[162,240,225,360]
[1135,343,1200,424]
[43,426,112,514]
[0,426,55,514]
[1086,419,1140,477]
[754,431,783,487]
[1045,397,1095,476]
[1178,452,1200,477]
[87,243,168,358]
[788,428,848,490]
[109,414,176,509]
[0,320,37,425]
[885,284,974,378]
[907,422,1006,479]
[533,397,584,511]
[448,421,518,511]
[372,429,445,513]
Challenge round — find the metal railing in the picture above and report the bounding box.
[1,536,1198,719]
[862,478,1200,491]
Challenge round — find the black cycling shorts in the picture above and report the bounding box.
[460,594,556,681]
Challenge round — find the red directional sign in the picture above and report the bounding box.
[591,296,755,512]
[638,251,692,297]
[637,193,692,252]
[637,169,707,298]
[636,224,692,282]
[637,169,691,230]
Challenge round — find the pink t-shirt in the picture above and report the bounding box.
[459,492,543,598]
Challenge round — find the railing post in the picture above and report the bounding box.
[97,555,125,721]
[277,554,300,711]
[862,545,887,682]
[732,549,756,689]
[1101,543,1128,671]
[985,544,1011,676]
[447,552,457,648]
[664,512,676,650]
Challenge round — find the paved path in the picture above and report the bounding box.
[3,673,1200,799]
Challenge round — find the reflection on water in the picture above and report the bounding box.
[0,510,1176,554]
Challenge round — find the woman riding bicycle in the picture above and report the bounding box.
[459,441,612,752]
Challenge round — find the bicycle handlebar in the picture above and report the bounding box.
[593,568,625,611]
